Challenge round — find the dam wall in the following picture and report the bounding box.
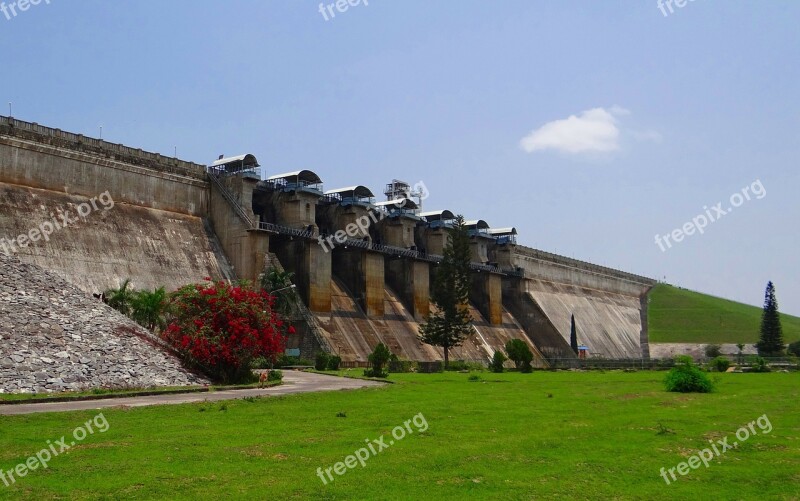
[510,246,656,359]
[0,116,208,216]
[0,117,232,292]
[0,115,658,364]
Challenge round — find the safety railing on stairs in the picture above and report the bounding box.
[207,169,254,228]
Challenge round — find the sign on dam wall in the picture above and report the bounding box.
[0,115,656,361]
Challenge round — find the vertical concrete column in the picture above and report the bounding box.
[381,217,417,248]
[364,252,385,317]
[491,243,515,269]
[470,271,502,325]
[412,260,430,320]
[305,241,331,313]
[332,249,384,317]
[246,230,271,283]
[422,227,449,255]
[386,259,429,320]
[274,240,331,313]
[275,192,319,231]
[469,238,490,264]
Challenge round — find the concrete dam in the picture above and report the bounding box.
[0,116,656,365]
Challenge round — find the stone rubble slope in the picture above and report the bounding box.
[0,252,209,394]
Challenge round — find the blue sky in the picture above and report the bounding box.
[2,0,798,314]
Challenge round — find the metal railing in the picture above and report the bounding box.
[207,170,254,228]
[258,221,314,239]
[210,171,522,277]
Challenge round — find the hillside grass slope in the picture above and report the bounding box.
[648,284,800,345]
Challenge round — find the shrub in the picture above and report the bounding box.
[787,341,800,357]
[505,339,533,372]
[445,360,469,371]
[489,351,506,373]
[468,374,482,382]
[130,287,168,331]
[709,356,731,372]
[704,344,722,359]
[749,355,770,373]
[367,343,391,377]
[444,360,485,372]
[363,368,389,378]
[161,280,293,384]
[250,357,269,370]
[267,369,283,382]
[664,357,714,393]
[326,355,342,371]
[315,353,331,371]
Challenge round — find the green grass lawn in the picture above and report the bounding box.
[0,371,798,500]
[649,284,800,344]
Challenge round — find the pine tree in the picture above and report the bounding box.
[757,281,784,356]
[420,215,473,369]
[570,314,578,355]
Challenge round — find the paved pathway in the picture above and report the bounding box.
[0,371,385,415]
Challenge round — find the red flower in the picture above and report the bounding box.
[161,279,290,383]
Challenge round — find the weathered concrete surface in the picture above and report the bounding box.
[0,371,384,415]
[470,272,502,325]
[332,249,385,317]
[0,182,233,293]
[208,177,270,283]
[510,246,655,359]
[513,246,655,297]
[524,279,644,359]
[503,277,575,359]
[316,278,544,365]
[649,343,758,359]
[273,239,332,313]
[0,253,208,394]
[385,258,429,321]
[0,123,207,217]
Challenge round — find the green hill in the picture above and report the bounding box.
[648,284,800,345]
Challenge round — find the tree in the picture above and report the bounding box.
[569,314,578,355]
[505,339,533,372]
[367,343,391,377]
[420,215,473,369]
[104,278,136,316]
[704,344,722,359]
[489,350,507,373]
[162,280,293,383]
[260,267,298,318]
[736,343,745,365]
[130,287,167,331]
[757,281,784,356]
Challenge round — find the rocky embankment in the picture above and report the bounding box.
[0,253,208,394]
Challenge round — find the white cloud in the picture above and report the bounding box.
[519,107,626,155]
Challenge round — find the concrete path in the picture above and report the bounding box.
[0,371,385,416]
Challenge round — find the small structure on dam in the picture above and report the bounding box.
[0,115,656,368]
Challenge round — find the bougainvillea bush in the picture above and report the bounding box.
[162,279,294,383]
